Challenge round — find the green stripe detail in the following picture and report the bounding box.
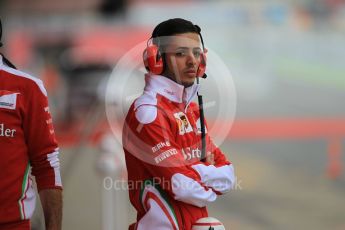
[140,178,178,226]
[18,163,30,220]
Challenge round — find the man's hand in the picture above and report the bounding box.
[39,189,63,230]
[205,153,215,165]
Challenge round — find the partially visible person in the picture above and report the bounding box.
[0,18,63,230]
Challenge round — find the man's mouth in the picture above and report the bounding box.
[185,69,196,74]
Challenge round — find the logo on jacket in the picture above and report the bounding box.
[152,141,171,153]
[182,147,201,161]
[174,112,193,135]
[154,148,178,164]
[0,90,19,110]
[0,123,16,137]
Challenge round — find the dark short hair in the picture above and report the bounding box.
[0,18,3,47]
[151,18,202,46]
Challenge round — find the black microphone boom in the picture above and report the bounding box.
[198,93,206,162]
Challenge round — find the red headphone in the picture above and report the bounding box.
[143,44,164,75]
[143,36,207,78]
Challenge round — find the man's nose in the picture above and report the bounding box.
[186,52,197,66]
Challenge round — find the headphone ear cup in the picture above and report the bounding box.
[197,52,207,78]
[143,44,163,75]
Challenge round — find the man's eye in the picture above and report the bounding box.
[176,51,185,56]
[193,51,201,58]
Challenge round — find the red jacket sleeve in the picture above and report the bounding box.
[23,79,62,191]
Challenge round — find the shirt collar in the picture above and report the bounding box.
[144,74,200,106]
[0,55,3,68]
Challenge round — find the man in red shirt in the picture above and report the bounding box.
[0,19,62,230]
[122,18,235,230]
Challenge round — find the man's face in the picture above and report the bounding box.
[163,32,203,87]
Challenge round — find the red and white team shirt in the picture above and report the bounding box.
[123,74,235,230]
[0,55,62,228]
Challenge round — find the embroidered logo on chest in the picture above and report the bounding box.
[173,112,193,135]
[0,90,19,110]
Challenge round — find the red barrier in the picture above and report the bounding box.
[327,138,342,179]
[56,117,344,178]
[226,118,345,139]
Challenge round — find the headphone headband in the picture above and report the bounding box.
[194,25,205,51]
[151,24,205,51]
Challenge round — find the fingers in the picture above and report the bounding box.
[206,153,215,165]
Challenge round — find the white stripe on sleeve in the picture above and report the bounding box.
[171,173,217,207]
[47,149,62,187]
[191,164,235,194]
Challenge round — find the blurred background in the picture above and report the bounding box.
[1,0,345,229]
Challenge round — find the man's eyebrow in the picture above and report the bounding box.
[175,47,202,50]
